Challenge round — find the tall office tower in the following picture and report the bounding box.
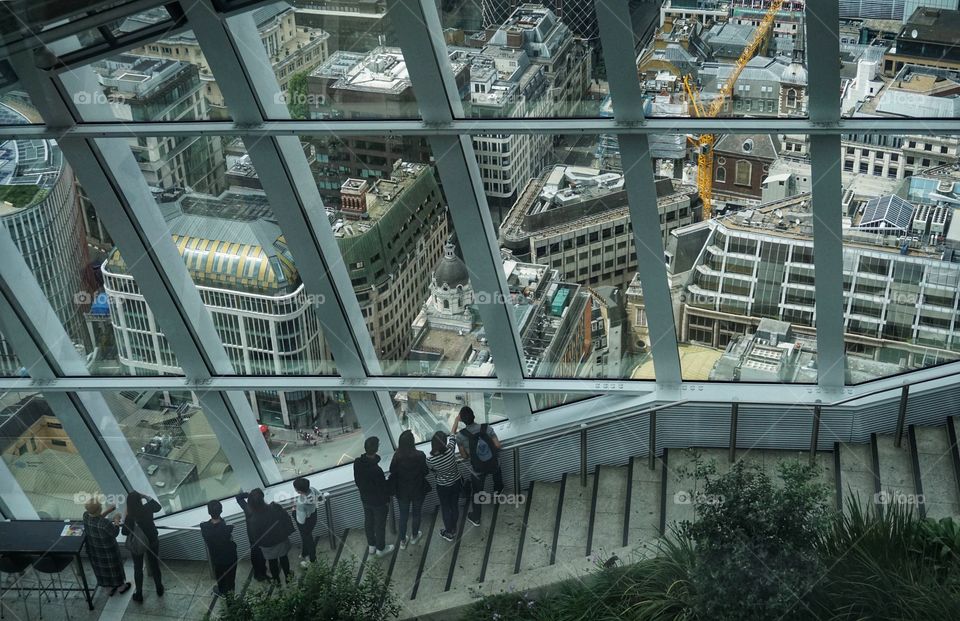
[499,165,698,290]
[0,101,92,373]
[840,0,906,19]
[334,163,451,368]
[101,188,327,428]
[292,0,393,52]
[91,55,227,196]
[481,0,599,39]
[669,164,960,382]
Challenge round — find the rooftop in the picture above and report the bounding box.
[332,161,429,239]
[0,103,63,214]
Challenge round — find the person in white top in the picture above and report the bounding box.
[292,477,326,568]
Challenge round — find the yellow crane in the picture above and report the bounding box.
[682,0,784,219]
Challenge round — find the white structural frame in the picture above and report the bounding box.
[1,0,956,513]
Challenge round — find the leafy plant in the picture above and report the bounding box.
[218,559,399,621]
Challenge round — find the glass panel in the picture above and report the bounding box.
[391,390,506,444]
[98,391,241,512]
[495,134,692,380]
[101,136,337,378]
[0,393,99,519]
[0,107,101,372]
[842,135,960,383]
[531,393,597,412]
[84,26,229,120]
[672,133,817,382]
[0,82,41,124]
[645,0,808,119]
[253,391,364,477]
[442,2,600,119]
[300,134,494,377]
[265,2,416,119]
[841,6,960,119]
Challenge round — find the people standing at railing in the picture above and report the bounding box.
[426,431,463,542]
[82,497,131,596]
[122,491,164,603]
[353,436,395,557]
[237,489,295,585]
[389,430,429,550]
[453,406,504,527]
[292,477,325,568]
[200,500,238,596]
[235,489,269,582]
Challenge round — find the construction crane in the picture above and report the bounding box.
[682,0,784,219]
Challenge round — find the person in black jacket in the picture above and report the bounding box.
[235,489,268,581]
[122,491,164,603]
[237,489,294,585]
[389,430,428,550]
[353,436,395,557]
[200,500,238,596]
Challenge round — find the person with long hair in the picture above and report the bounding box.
[389,430,428,549]
[82,496,130,596]
[237,488,294,585]
[122,491,164,603]
[426,430,463,541]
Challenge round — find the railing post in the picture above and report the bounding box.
[810,405,822,465]
[580,424,588,487]
[513,447,521,494]
[729,403,739,463]
[325,494,336,550]
[648,410,657,471]
[894,386,909,448]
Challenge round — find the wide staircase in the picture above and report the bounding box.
[314,417,960,620]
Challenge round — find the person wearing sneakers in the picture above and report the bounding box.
[389,430,429,550]
[453,406,503,527]
[292,477,325,568]
[353,436,395,558]
[427,431,463,541]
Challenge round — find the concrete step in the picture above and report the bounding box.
[912,425,960,520]
[336,527,372,582]
[662,448,728,534]
[838,442,876,514]
[628,456,662,545]
[554,473,593,565]
[590,465,628,556]
[410,504,460,600]
[448,495,497,591]
[387,508,436,602]
[874,433,917,507]
[480,489,526,585]
[518,479,562,572]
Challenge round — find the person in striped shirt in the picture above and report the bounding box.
[427,431,463,541]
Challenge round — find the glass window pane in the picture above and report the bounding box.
[301,135,494,377]
[442,2,599,119]
[496,134,693,380]
[842,135,960,383]
[100,136,336,378]
[252,391,364,476]
[391,390,506,444]
[0,393,99,519]
[85,25,229,120]
[645,0,808,119]
[841,5,960,119]
[264,3,416,120]
[671,133,817,382]
[99,391,241,512]
[531,393,597,412]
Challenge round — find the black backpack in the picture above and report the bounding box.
[463,424,499,474]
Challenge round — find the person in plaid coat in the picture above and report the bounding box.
[82,498,130,596]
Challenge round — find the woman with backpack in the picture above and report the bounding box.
[122,491,164,603]
[237,489,295,585]
[426,430,463,542]
[389,430,429,549]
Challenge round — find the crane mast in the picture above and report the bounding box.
[682,0,785,220]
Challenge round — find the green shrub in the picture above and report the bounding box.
[218,559,399,621]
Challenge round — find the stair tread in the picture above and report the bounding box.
[481,496,525,582]
[592,466,628,555]
[448,499,496,591]
[839,443,876,513]
[412,504,460,598]
[629,459,661,544]
[913,426,960,518]
[519,480,562,572]
[554,474,593,564]
[875,434,915,495]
